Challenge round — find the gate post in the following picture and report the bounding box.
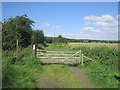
[33,44,36,58]
[16,39,19,53]
[79,50,81,64]
[81,54,83,65]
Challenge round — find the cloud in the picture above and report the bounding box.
[82,14,118,40]
[116,15,120,20]
[43,23,60,29]
[45,34,54,37]
[60,33,93,39]
[44,15,118,40]
[43,23,51,27]
[84,15,117,27]
[82,27,101,33]
[84,15,115,22]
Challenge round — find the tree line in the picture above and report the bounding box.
[2,15,67,51]
[2,15,119,51]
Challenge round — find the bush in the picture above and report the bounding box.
[77,46,119,88]
[37,44,45,49]
[45,43,71,50]
[2,48,43,88]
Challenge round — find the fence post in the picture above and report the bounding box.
[33,44,36,58]
[16,39,19,53]
[79,50,81,64]
[81,54,83,65]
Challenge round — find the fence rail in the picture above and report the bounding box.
[36,49,95,65]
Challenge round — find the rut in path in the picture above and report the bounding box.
[37,65,97,88]
[69,67,95,88]
[43,78,63,88]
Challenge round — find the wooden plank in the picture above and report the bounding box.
[83,55,95,62]
[16,39,19,53]
[79,49,81,64]
[37,54,80,57]
[37,50,80,52]
[81,54,83,65]
[38,57,80,59]
[37,54,75,55]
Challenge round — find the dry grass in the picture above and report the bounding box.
[68,42,118,49]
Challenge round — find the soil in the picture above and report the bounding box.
[69,67,95,88]
[37,65,96,88]
[43,78,63,88]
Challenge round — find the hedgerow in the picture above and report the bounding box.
[72,46,119,88]
[2,48,43,88]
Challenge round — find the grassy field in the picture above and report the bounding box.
[67,42,119,88]
[43,43,119,88]
[2,48,43,88]
[2,42,119,88]
[68,42,118,49]
[2,47,94,88]
[36,64,85,88]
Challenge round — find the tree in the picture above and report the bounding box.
[55,35,67,43]
[45,36,53,43]
[32,30,45,45]
[2,15,34,50]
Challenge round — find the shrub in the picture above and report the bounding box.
[2,48,43,88]
[77,46,119,88]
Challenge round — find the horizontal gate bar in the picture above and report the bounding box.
[37,54,80,56]
[38,57,80,59]
[37,50,80,52]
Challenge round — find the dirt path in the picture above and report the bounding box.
[69,67,95,88]
[43,78,62,88]
[37,65,96,88]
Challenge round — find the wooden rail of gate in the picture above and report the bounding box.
[36,49,95,65]
[36,49,83,65]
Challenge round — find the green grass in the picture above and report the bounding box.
[68,42,118,49]
[2,48,43,88]
[45,43,119,88]
[2,46,84,88]
[37,64,84,88]
[45,43,71,50]
[2,43,119,88]
[0,50,2,89]
[76,46,119,88]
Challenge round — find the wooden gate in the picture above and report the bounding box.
[36,49,84,65]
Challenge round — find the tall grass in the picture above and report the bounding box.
[2,48,43,88]
[3,43,119,88]
[72,46,119,88]
[46,43,119,88]
[45,43,71,50]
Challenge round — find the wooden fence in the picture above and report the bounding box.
[36,49,95,65]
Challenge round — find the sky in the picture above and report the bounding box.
[2,2,118,40]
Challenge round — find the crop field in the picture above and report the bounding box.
[68,42,118,49]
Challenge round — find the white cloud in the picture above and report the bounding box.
[116,15,120,20]
[44,15,118,40]
[43,23,60,29]
[84,15,117,27]
[84,15,115,22]
[82,27,101,33]
[45,34,53,37]
[83,27,94,30]
[82,14,118,40]
[61,33,93,39]
[43,23,51,27]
